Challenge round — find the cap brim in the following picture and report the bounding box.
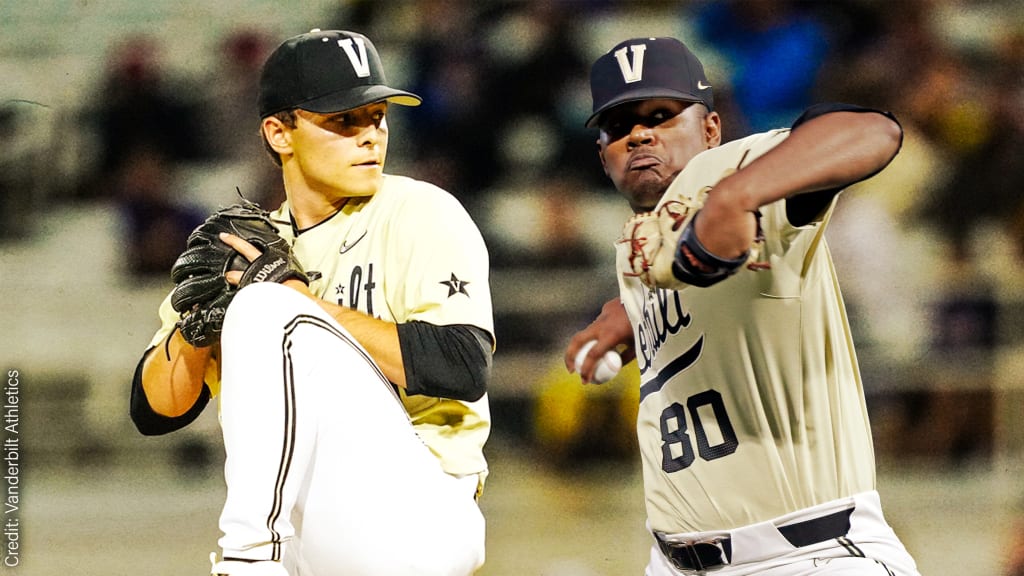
[585,88,705,128]
[296,85,422,114]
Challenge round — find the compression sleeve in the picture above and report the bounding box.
[786,103,903,226]
[397,322,492,402]
[129,348,211,436]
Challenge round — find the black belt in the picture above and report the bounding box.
[656,507,854,572]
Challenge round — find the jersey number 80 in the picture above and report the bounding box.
[659,390,739,473]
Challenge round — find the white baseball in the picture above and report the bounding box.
[574,339,623,384]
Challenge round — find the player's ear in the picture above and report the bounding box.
[704,110,722,148]
[262,116,293,156]
[597,136,609,174]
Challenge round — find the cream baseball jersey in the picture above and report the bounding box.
[616,130,876,534]
[150,174,494,479]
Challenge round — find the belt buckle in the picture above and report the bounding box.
[659,537,729,572]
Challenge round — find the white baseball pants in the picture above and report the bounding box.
[217,282,485,576]
[646,491,920,576]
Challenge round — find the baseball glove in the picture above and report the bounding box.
[621,180,767,291]
[170,199,308,347]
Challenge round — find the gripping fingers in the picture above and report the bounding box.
[219,233,260,286]
[219,232,262,261]
[565,331,596,372]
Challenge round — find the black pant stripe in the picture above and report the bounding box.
[284,314,404,405]
[837,536,866,558]
[875,559,896,576]
[266,337,299,561]
[837,536,897,575]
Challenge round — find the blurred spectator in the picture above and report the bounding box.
[78,35,207,200]
[203,29,272,162]
[931,264,1000,354]
[820,0,1024,261]
[401,0,496,204]
[0,99,57,240]
[921,32,1024,258]
[76,35,209,278]
[113,148,206,278]
[201,28,285,209]
[476,2,592,188]
[340,0,594,209]
[692,0,829,134]
[816,0,940,111]
[483,171,600,270]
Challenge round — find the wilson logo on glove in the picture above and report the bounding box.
[253,258,287,283]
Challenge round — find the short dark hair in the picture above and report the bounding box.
[261,109,298,167]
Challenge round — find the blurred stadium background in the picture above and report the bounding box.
[1,0,1023,574]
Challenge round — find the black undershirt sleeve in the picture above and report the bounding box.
[129,348,211,436]
[396,322,493,402]
[785,102,903,227]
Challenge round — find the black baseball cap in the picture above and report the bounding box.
[258,29,421,118]
[586,37,713,128]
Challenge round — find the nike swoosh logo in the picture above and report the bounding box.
[697,81,711,90]
[339,230,368,254]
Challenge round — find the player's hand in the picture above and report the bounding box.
[220,233,312,294]
[171,201,307,348]
[693,174,760,262]
[219,233,259,286]
[565,298,635,383]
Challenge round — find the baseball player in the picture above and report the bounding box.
[129,30,493,576]
[566,37,921,575]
